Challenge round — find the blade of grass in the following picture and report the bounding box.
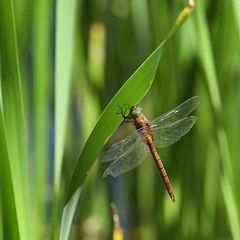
[66,39,167,198]
[131,0,151,58]
[194,3,240,239]
[232,0,240,39]
[66,0,196,204]
[221,176,240,239]
[52,0,78,238]
[0,0,31,239]
[201,139,220,237]
[59,2,195,239]
[61,39,167,240]
[33,0,52,235]
[0,201,2,239]
[0,105,19,240]
[60,188,81,240]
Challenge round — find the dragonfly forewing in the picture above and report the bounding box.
[100,129,145,162]
[152,116,197,148]
[102,138,149,177]
[101,96,199,179]
[151,96,200,128]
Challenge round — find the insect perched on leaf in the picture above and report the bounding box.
[100,96,200,202]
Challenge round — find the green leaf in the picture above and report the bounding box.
[33,0,52,232]
[232,0,240,39]
[60,188,81,240]
[59,2,195,239]
[59,40,167,240]
[54,0,77,191]
[194,3,240,239]
[66,40,167,202]
[0,1,31,239]
[221,177,240,240]
[52,0,78,238]
[0,108,19,240]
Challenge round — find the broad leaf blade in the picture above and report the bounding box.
[60,2,195,239]
[60,40,167,240]
[66,40,167,202]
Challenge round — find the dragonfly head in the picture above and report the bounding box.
[129,106,143,118]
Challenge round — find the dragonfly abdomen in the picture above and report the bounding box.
[147,140,175,203]
[133,113,176,202]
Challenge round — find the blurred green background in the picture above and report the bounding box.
[1,0,240,239]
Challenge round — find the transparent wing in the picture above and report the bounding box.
[100,128,144,162]
[103,138,149,177]
[152,116,197,148]
[151,96,200,128]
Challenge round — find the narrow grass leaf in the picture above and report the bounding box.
[0,108,19,240]
[221,177,240,240]
[60,40,167,240]
[232,0,240,39]
[54,0,77,198]
[194,3,240,238]
[52,0,77,237]
[60,2,195,239]
[66,40,166,201]
[59,188,81,240]
[0,0,31,239]
[33,0,52,233]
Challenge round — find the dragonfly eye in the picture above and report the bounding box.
[130,106,143,117]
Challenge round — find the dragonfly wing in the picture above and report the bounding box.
[100,129,144,162]
[151,96,200,127]
[152,116,197,148]
[103,138,149,177]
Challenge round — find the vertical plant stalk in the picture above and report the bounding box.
[0,105,19,240]
[59,2,196,240]
[194,3,240,239]
[167,0,195,39]
[33,0,52,236]
[0,0,31,239]
[231,0,240,39]
[52,0,77,238]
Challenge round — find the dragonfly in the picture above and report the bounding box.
[100,96,200,202]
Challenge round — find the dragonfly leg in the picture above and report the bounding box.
[116,104,132,119]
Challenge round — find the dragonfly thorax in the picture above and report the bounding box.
[129,106,143,118]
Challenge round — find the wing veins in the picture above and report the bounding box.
[151,96,200,128]
[103,138,149,177]
[152,116,197,148]
[100,128,144,162]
